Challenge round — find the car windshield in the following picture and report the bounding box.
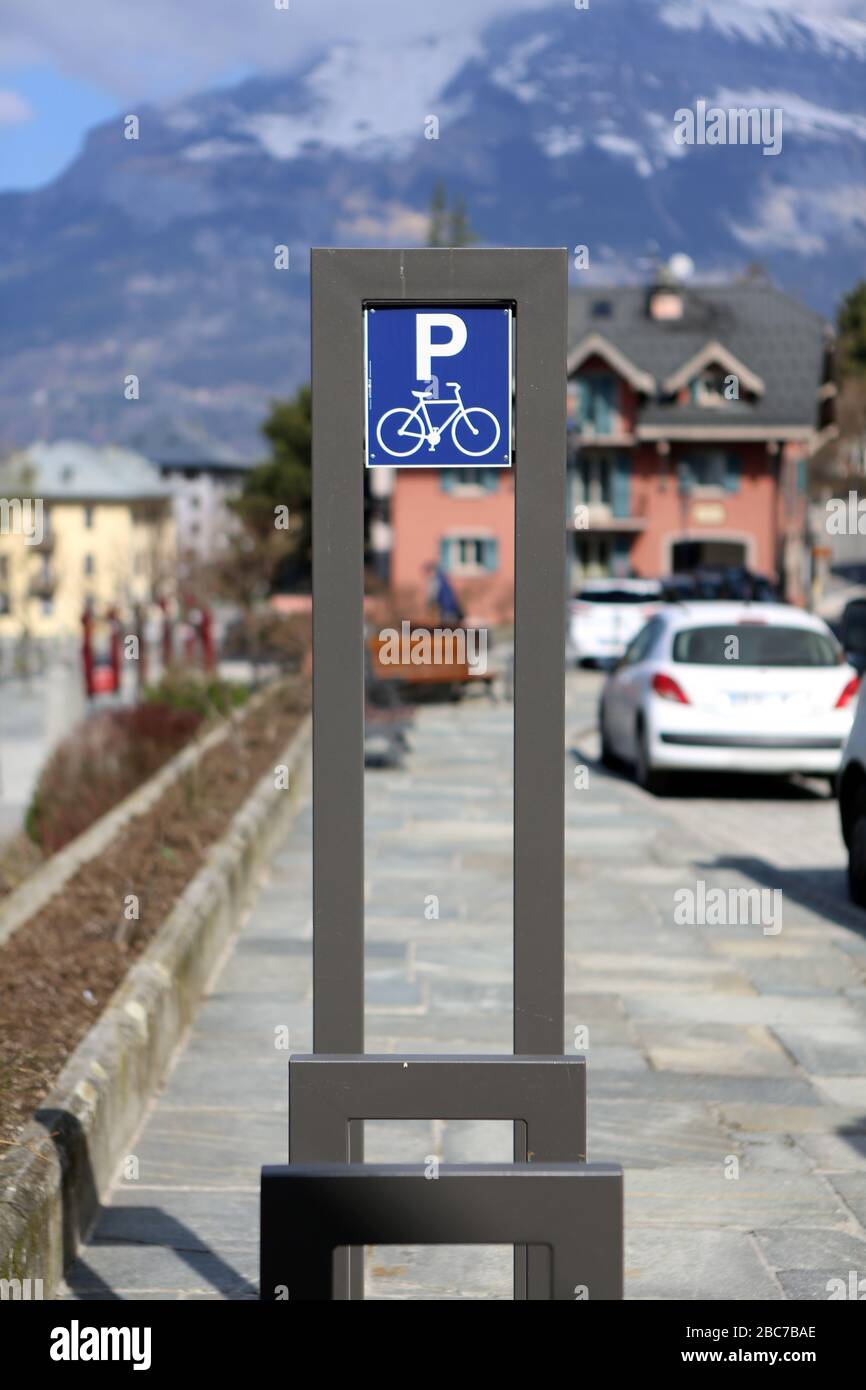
[578,589,654,605]
[672,624,838,667]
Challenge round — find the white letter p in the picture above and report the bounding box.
[415,313,467,383]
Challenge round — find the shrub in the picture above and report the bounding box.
[26,703,203,853]
[143,668,250,719]
[221,611,312,672]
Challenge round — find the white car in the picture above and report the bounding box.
[837,682,866,905]
[569,579,662,665]
[599,602,859,794]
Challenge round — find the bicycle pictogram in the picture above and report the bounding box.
[375,381,502,459]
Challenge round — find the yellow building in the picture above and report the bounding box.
[0,441,175,639]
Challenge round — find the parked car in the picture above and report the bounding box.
[837,679,866,905]
[599,602,859,794]
[660,568,777,603]
[568,578,662,665]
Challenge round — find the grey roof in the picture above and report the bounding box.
[0,441,171,501]
[568,281,830,430]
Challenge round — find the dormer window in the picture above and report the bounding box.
[663,341,765,408]
[690,366,735,407]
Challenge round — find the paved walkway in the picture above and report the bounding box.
[62,673,866,1299]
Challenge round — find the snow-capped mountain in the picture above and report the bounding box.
[2,0,865,457]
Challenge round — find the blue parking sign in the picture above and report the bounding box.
[365,305,512,468]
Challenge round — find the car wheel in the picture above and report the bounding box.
[635,722,668,796]
[848,814,866,908]
[599,701,617,768]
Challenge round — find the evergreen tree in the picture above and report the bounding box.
[448,196,477,248]
[838,281,866,378]
[427,181,447,248]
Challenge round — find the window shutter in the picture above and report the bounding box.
[724,452,742,493]
[576,377,591,428]
[482,538,499,572]
[611,453,632,518]
[612,534,631,577]
[441,470,455,494]
[439,537,452,570]
[482,468,498,493]
[596,377,615,435]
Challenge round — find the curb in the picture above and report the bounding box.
[0,709,311,1297]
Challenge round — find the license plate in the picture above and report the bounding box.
[727,691,792,706]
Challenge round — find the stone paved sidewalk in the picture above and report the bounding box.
[62,674,866,1300]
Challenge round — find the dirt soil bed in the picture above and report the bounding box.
[0,680,308,1152]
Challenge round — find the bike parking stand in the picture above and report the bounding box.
[259,248,624,1302]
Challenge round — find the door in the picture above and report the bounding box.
[606,618,661,755]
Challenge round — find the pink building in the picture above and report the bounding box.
[387,465,515,624]
[378,276,833,618]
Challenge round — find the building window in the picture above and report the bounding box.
[83,553,95,576]
[678,450,741,494]
[689,367,735,407]
[571,451,632,516]
[84,505,94,529]
[440,534,498,575]
[440,468,499,496]
[570,373,618,435]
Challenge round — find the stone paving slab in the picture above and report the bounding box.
[626,1168,848,1229]
[626,1227,783,1301]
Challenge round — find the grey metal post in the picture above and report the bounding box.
[311,252,366,1298]
[512,257,567,1057]
[510,253,567,1297]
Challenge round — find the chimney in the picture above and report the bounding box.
[647,264,684,321]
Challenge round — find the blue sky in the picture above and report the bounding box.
[0,0,861,191]
[0,68,117,191]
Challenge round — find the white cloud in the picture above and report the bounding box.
[660,0,866,58]
[0,89,33,125]
[538,126,585,157]
[336,193,429,244]
[712,89,866,144]
[0,0,551,101]
[727,180,866,256]
[236,35,481,160]
[594,132,653,177]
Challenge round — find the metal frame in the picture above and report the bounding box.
[261,1163,624,1302]
[311,248,567,1064]
[288,1055,586,1162]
